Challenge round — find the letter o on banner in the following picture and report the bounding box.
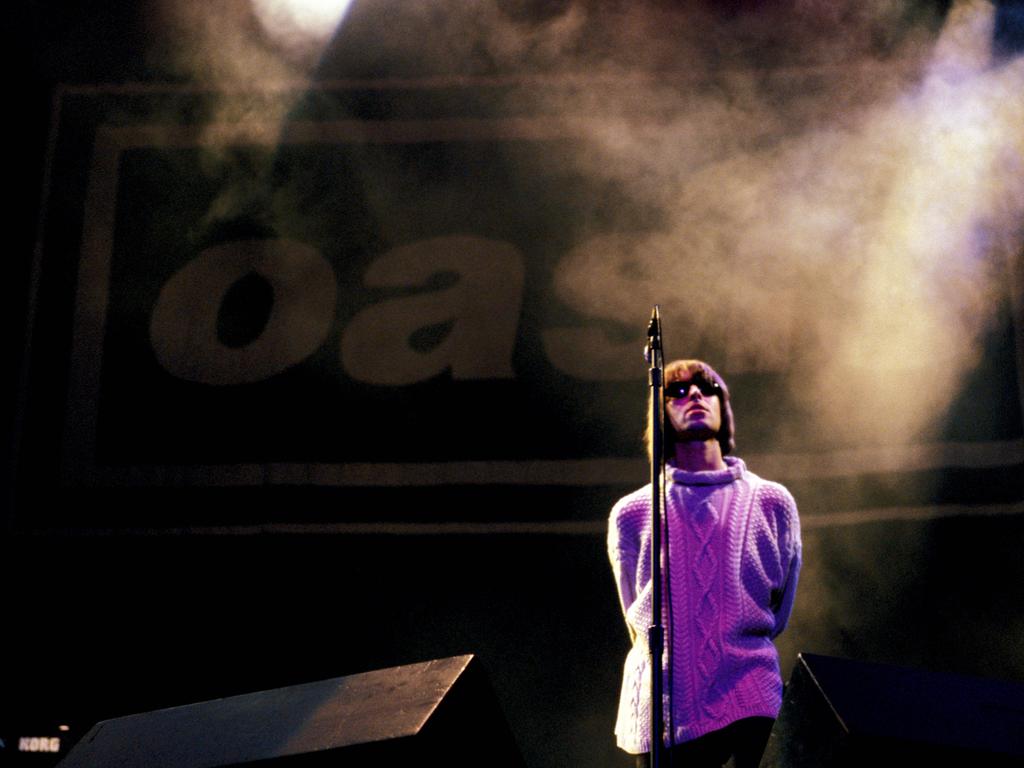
[150,239,337,385]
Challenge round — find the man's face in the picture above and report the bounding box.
[665,373,722,441]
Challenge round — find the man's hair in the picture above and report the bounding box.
[644,359,736,462]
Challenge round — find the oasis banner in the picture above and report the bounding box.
[18,78,1024,527]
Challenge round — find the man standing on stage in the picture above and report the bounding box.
[608,359,801,768]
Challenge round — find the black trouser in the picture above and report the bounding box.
[633,717,774,768]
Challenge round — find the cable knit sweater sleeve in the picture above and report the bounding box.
[608,489,646,640]
[758,482,802,638]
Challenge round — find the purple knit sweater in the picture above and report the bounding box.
[607,456,801,753]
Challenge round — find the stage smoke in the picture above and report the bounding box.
[143,0,1022,448]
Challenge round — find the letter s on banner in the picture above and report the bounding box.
[149,239,336,385]
[341,236,525,385]
[543,233,660,381]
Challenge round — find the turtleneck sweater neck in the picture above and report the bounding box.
[668,456,745,487]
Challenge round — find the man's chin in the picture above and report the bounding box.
[677,428,717,443]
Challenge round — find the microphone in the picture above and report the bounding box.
[645,304,662,363]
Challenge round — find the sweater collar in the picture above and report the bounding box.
[668,455,745,486]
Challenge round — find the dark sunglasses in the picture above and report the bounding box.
[665,377,722,400]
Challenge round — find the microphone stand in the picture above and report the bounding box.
[644,305,666,768]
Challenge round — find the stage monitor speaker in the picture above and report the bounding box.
[760,652,1024,767]
[57,654,525,768]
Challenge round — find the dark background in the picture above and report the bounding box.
[6,2,1024,767]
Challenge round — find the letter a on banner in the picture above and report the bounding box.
[341,236,525,385]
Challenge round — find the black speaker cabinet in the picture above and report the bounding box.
[57,654,524,768]
[761,653,1024,767]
